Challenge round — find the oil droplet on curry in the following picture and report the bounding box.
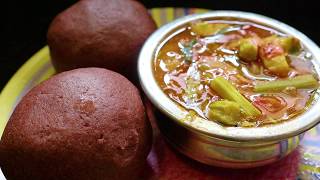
[154,19,319,127]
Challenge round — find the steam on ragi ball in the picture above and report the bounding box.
[47,0,157,82]
[0,68,152,180]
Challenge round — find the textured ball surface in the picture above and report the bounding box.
[0,68,152,180]
[47,0,156,83]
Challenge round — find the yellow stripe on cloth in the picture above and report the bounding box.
[150,8,162,27]
[165,7,175,22]
[300,164,320,174]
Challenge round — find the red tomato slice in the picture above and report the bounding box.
[253,95,287,113]
[259,43,284,59]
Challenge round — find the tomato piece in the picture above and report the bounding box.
[253,95,287,113]
[259,43,285,59]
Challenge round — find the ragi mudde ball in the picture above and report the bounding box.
[47,0,157,83]
[0,68,152,180]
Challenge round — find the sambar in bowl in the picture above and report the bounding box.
[138,11,320,168]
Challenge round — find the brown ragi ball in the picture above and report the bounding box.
[47,0,157,83]
[0,68,152,180]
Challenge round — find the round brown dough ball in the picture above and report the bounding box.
[0,68,152,180]
[47,0,157,83]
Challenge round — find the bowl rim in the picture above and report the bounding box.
[138,10,320,142]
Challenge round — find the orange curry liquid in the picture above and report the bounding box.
[154,20,318,127]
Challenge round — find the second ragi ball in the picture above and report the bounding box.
[47,0,157,82]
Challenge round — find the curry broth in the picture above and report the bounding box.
[154,20,318,127]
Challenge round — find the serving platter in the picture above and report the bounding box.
[0,8,319,179]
